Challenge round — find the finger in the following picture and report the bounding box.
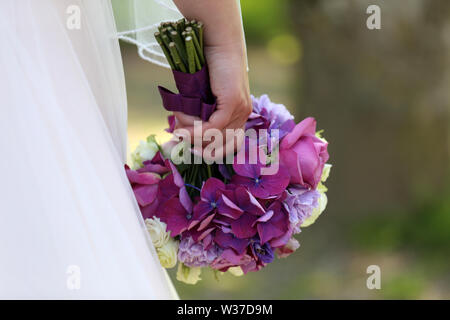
[218,124,245,156]
[201,107,232,133]
[196,123,245,163]
[174,103,238,145]
[200,133,239,162]
[178,108,233,144]
[174,112,200,127]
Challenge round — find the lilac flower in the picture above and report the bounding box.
[140,152,170,175]
[125,166,160,208]
[178,236,221,268]
[147,159,193,226]
[284,186,320,233]
[250,238,274,264]
[218,186,265,239]
[166,115,176,133]
[189,178,242,235]
[252,94,293,125]
[246,94,296,139]
[210,249,253,272]
[214,228,249,255]
[159,197,193,236]
[125,152,174,220]
[231,160,290,199]
[192,178,226,223]
[253,201,290,244]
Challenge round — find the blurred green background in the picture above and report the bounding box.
[120,0,450,299]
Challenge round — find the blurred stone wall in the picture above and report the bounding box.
[290,0,450,216]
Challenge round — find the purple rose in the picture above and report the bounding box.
[280,117,329,189]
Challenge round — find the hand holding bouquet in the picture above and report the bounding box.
[125,19,331,284]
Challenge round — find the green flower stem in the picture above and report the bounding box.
[186,27,205,65]
[169,42,186,72]
[196,22,204,51]
[177,18,185,33]
[166,26,174,34]
[187,166,194,186]
[154,32,176,69]
[154,20,205,73]
[170,30,188,66]
[207,164,212,178]
[185,36,196,74]
[194,49,201,70]
[191,164,199,186]
[161,34,172,51]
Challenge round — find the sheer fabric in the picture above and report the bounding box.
[113,0,182,68]
[0,0,177,299]
[113,0,246,69]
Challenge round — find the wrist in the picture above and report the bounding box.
[204,41,247,69]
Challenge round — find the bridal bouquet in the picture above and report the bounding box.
[125,19,331,284]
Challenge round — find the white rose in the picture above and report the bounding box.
[176,263,202,285]
[301,163,331,227]
[145,217,170,248]
[157,238,178,269]
[228,266,244,277]
[130,135,159,169]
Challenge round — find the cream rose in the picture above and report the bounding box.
[157,238,178,269]
[228,266,244,277]
[301,163,331,227]
[176,263,202,285]
[145,217,170,248]
[130,135,159,169]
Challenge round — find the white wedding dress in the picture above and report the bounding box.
[0,0,186,299]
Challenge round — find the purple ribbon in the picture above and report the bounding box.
[158,66,216,121]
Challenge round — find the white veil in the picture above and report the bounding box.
[0,0,180,299]
[112,0,183,68]
[112,0,245,69]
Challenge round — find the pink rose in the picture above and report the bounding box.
[280,117,329,189]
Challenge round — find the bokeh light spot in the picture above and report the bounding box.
[267,34,302,65]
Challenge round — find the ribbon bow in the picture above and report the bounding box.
[158,66,216,121]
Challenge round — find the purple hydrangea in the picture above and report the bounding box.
[252,94,293,127]
[246,94,296,139]
[283,186,320,233]
[178,236,221,267]
[250,238,274,264]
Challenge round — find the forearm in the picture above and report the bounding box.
[172,0,245,50]
[172,0,251,148]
